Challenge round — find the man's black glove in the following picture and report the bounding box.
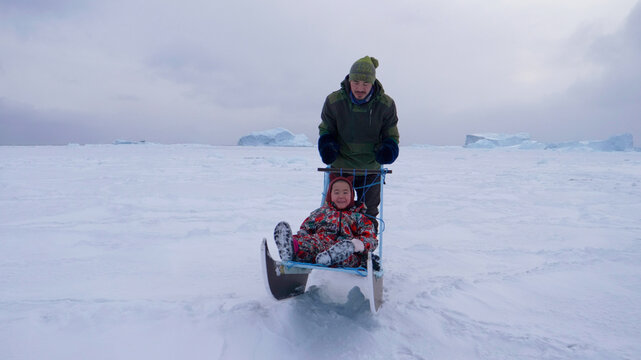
[375,138,399,164]
[318,134,339,165]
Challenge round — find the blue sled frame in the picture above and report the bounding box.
[261,167,390,313]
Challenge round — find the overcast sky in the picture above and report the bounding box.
[1,0,640,146]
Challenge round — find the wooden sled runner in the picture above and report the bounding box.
[261,168,390,313]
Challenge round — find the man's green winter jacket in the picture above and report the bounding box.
[319,76,400,170]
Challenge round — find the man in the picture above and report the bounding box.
[317,56,400,230]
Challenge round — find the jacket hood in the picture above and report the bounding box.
[325,175,356,210]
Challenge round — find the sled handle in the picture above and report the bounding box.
[317,168,392,175]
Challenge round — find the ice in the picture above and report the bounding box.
[546,133,635,152]
[465,132,637,151]
[237,127,312,147]
[1,144,640,359]
[464,132,537,148]
[113,139,148,145]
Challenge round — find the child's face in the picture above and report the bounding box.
[330,180,352,209]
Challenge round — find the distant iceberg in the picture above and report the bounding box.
[113,139,147,145]
[464,133,546,149]
[237,128,312,147]
[545,134,635,152]
[464,133,635,152]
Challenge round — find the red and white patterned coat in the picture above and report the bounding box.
[293,201,377,267]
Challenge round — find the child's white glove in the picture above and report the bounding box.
[351,239,365,253]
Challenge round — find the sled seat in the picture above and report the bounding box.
[279,260,383,277]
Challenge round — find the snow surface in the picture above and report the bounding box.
[1,144,640,360]
[237,128,312,147]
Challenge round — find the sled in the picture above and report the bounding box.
[261,167,391,312]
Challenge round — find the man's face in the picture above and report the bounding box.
[349,80,373,100]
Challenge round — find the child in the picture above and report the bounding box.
[273,175,378,267]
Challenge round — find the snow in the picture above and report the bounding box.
[1,144,640,360]
[237,128,312,147]
[465,133,637,151]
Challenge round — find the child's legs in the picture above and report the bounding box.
[294,234,365,267]
[337,253,363,268]
[293,234,333,263]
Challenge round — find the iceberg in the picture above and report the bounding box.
[237,128,312,147]
[113,139,147,145]
[464,133,636,151]
[545,134,635,152]
[464,133,546,149]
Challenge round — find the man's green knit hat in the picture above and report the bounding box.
[349,56,379,83]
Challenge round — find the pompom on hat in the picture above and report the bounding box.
[349,56,378,83]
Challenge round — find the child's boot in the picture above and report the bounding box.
[274,221,294,261]
[315,240,355,266]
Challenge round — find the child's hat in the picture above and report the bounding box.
[326,174,356,208]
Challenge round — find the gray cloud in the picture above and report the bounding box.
[443,2,641,145]
[0,0,84,14]
[1,0,639,146]
[0,99,103,145]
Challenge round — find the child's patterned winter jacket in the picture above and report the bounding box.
[293,201,377,267]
